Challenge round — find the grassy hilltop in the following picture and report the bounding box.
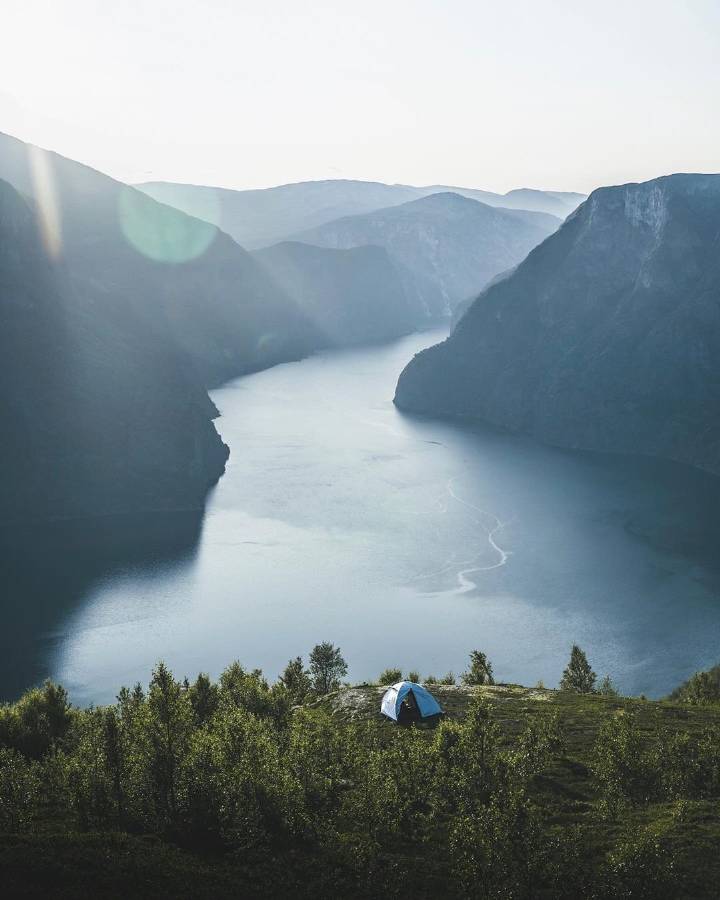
[2,657,720,899]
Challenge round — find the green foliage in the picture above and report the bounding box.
[407,670,421,684]
[0,680,74,758]
[675,670,720,705]
[601,825,677,899]
[2,661,720,898]
[0,748,40,831]
[592,713,657,807]
[461,649,495,686]
[187,673,219,724]
[560,645,597,694]
[378,667,402,685]
[598,674,619,697]
[308,643,348,695]
[439,672,456,685]
[278,657,312,705]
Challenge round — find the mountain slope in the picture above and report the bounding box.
[0,132,321,387]
[0,177,228,525]
[253,241,419,345]
[293,192,561,316]
[395,174,720,476]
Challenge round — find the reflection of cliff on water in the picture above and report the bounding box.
[0,510,204,701]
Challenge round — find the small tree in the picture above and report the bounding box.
[560,645,596,694]
[309,643,348,695]
[599,675,620,698]
[378,667,402,685]
[462,650,495,686]
[279,657,313,704]
[407,671,421,684]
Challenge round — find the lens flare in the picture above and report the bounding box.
[118,186,218,263]
[28,145,62,260]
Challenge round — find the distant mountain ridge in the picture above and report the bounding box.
[290,192,561,315]
[395,174,720,476]
[0,131,322,388]
[137,178,585,249]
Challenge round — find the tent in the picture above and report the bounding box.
[381,681,443,724]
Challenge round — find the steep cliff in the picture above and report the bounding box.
[0,178,228,524]
[395,175,720,476]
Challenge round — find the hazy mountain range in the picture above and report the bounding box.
[291,192,560,314]
[137,178,584,249]
[395,174,720,476]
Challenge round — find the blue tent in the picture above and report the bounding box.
[381,681,443,724]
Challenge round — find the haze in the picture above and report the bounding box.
[2,0,718,195]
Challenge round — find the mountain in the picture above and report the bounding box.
[420,186,585,218]
[136,179,425,250]
[136,179,585,249]
[253,242,420,345]
[0,132,321,387]
[0,177,228,525]
[292,192,561,316]
[395,174,720,476]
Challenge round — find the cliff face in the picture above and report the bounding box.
[254,241,420,345]
[0,132,322,388]
[395,175,720,476]
[0,178,228,524]
[293,192,561,317]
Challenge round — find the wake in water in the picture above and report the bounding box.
[412,476,512,595]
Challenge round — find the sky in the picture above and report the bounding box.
[1,0,719,194]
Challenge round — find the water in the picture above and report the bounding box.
[3,329,720,704]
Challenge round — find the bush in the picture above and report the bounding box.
[378,668,402,685]
[592,713,657,807]
[407,671,420,684]
[0,748,40,831]
[461,650,495,686]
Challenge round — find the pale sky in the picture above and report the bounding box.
[2,0,718,194]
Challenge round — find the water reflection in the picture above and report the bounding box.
[0,511,203,701]
[3,330,720,704]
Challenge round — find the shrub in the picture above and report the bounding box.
[0,748,40,831]
[407,670,421,684]
[378,668,402,685]
[461,650,495,686]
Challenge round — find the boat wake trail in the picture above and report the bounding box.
[412,477,512,595]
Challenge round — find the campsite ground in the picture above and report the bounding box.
[3,683,720,899]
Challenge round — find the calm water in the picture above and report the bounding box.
[4,329,720,703]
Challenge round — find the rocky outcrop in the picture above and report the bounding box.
[0,177,228,524]
[292,192,561,317]
[395,175,720,476]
